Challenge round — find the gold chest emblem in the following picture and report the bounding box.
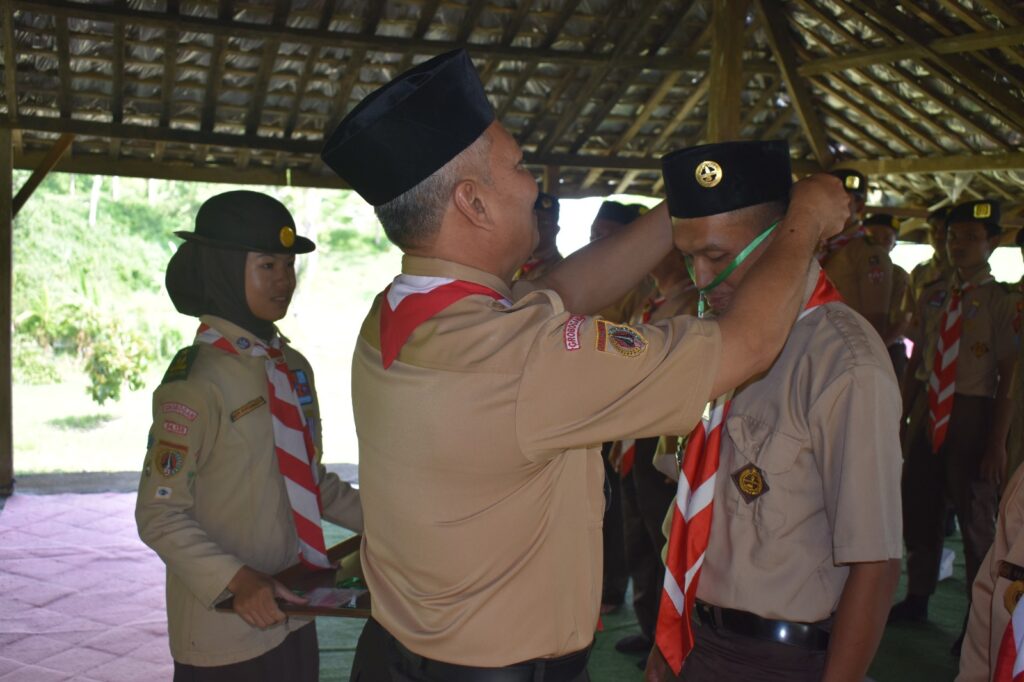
[732,464,769,503]
[695,161,723,188]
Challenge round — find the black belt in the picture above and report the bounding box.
[1000,561,1024,581]
[394,637,590,682]
[694,601,831,651]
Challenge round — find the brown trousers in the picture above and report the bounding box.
[674,621,826,681]
[621,436,676,640]
[601,441,628,607]
[173,622,318,682]
[902,391,998,598]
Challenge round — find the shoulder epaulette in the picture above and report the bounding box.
[161,346,199,384]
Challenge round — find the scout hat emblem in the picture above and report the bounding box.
[732,464,769,503]
[695,160,723,188]
[279,226,296,248]
[1006,580,1024,614]
[844,175,861,190]
[540,196,553,209]
[974,202,992,219]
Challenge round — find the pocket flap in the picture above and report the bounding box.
[726,414,802,474]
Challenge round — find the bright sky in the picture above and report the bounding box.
[556,196,1024,284]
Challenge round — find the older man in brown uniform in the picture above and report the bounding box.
[646,141,902,682]
[319,49,848,682]
[891,201,1019,651]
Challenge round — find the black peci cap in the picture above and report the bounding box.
[535,191,560,216]
[174,191,314,254]
[661,140,792,219]
[864,213,901,231]
[831,169,867,198]
[947,200,1001,232]
[595,200,642,225]
[320,49,496,206]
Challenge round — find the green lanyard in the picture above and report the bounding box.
[686,220,779,317]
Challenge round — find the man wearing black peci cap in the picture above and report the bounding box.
[646,141,901,682]
[135,191,363,681]
[514,191,563,281]
[320,49,849,681]
[892,200,1020,654]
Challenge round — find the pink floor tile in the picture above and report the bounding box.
[33,648,117,676]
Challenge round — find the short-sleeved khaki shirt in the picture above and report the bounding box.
[903,256,952,317]
[908,267,1019,394]
[695,266,903,622]
[958,464,1024,681]
[824,237,907,342]
[135,315,362,666]
[353,256,720,666]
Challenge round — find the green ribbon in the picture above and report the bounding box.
[686,220,779,317]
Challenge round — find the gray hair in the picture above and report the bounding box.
[375,133,492,250]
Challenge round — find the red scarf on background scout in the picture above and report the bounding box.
[996,594,1024,682]
[195,323,331,570]
[927,275,993,453]
[655,270,843,674]
[378,274,511,368]
[817,226,865,263]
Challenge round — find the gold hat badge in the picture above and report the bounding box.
[844,175,861,190]
[279,226,296,248]
[974,203,992,219]
[540,196,553,209]
[695,160,723,188]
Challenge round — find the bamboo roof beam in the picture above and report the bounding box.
[55,15,70,118]
[158,0,179,129]
[393,0,443,76]
[809,76,927,156]
[245,0,289,137]
[755,0,833,166]
[283,0,336,139]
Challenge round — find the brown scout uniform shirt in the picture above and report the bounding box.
[136,315,363,666]
[904,255,952,316]
[1009,281,1024,480]
[958,464,1024,681]
[352,256,720,666]
[696,264,903,622]
[513,252,563,282]
[824,237,908,344]
[907,267,1019,394]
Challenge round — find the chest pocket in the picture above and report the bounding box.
[724,414,814,534]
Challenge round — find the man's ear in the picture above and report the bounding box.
[453,179,491,229]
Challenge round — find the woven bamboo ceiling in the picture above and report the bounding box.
[1,0,1023,213]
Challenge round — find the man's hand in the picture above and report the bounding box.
[227,565,308,628]
[644,645,675,682]
[787,174,851,243]
[981,441,1008,484]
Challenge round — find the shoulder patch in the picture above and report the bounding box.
[161,346,199,384]
[595,320,648,357]
[291,369,313,405]
[563,315,586,351]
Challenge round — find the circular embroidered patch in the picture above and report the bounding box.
[695,160,723,188]
[158,449,184,477]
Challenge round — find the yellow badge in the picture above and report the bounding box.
[732,464,769,503]
[595,320,649,357]
[695,161,723,188]
[844,175,861,190]
[974,203,992,219]
[972,341,990,358]
[1005,580,1024,614]
[230,396,267,422]
[279,226,296,248]
[540,196,553,209]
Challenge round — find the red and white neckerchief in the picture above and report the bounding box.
[195,323,331,570]
[927,274,992,453]
[379,274,511,369]
[655,269,843,674]
[817,226,865,263]
[641,293,668,324]
[517,258,542,278]
[995,593,1024,681]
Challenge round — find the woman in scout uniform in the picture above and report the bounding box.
[135,190,363,681]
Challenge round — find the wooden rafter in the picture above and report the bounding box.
[392,0,443,77]
[282,0,335,139]
[845,0,1024,129]
[158,0,179,128]
[706,0,749,143]
[55,15,71,117]
[810,76,928,155]
[1,0,17,122]
[12,132,73,216]
[456,0,487,44]
[755,0,832,166]
[200,0,232,133]
[926,0,1024,72]
[245,0,289,137]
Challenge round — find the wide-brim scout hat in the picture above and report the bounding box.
[174,190,315,254]
[661,140,792,219]
[831,168,868,198]
[320,48,495,206]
